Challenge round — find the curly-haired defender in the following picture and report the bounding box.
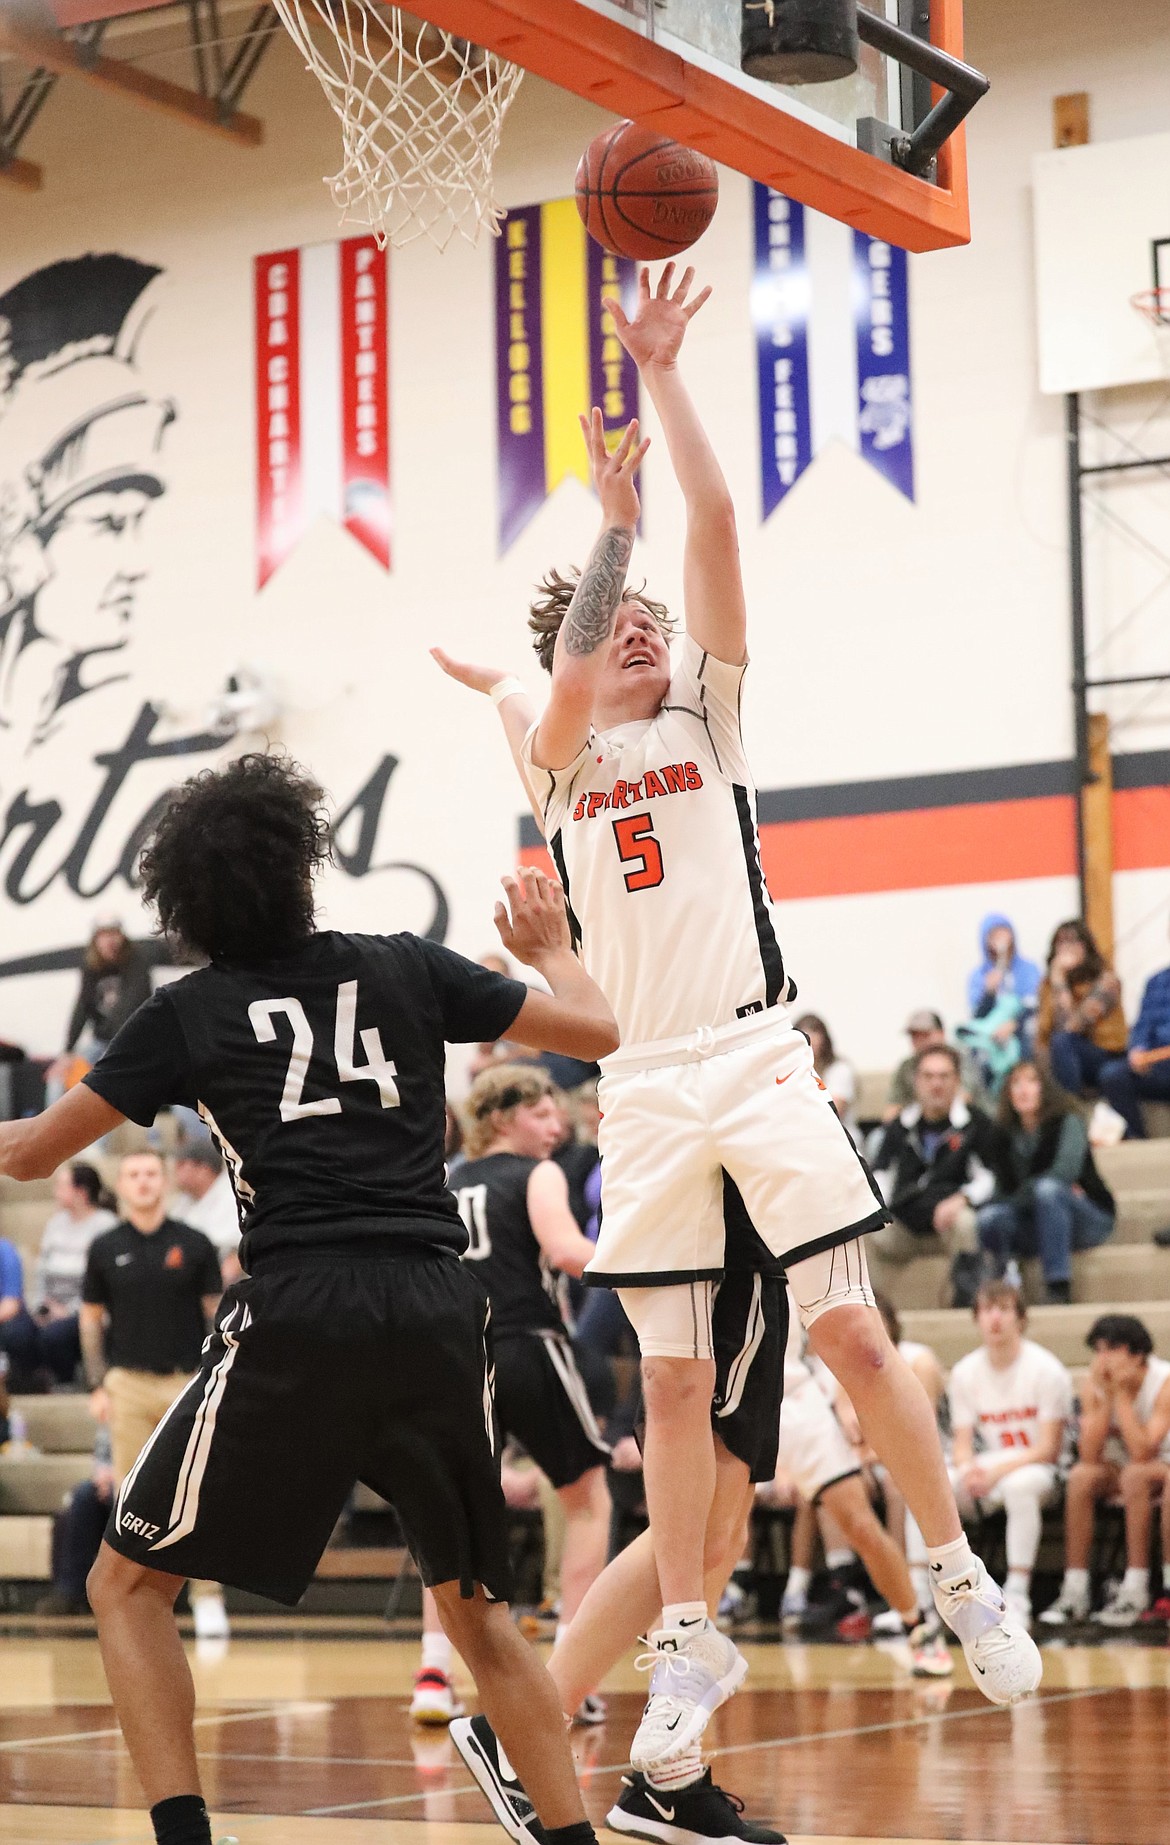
[139,753,331,963]
[0,755,618,1845]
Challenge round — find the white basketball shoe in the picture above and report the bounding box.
[931,1557,1042,1706]
[629,1619,748,1771]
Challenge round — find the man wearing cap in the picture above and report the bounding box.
[885,1010,984,1121]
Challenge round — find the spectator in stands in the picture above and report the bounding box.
[869,1044,999,1305]
[795,1013,858,1143]
[29,1163,117,1383]
[58,921,152,1071]
[1035,920,1126,1101]
[884,1010,983,1120]
[1040,1314,1170,1629]
[173,1141,242,1285]
[0,1233,40,1389]
[1094,921,1170,1138]
[940,1281,1071,1623]
[36,1423,117,1616]
[80,1148,229,1640]
[960,914,1041,1092]
[977,1060,1115,1304]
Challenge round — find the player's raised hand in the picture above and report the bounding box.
[430,647,510,697]
[578,407,650,529]
[603,262,712,372]
[495,867,572,966]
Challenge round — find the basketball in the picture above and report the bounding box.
[574,120,719,261]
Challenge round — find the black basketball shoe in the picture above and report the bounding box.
[607,1770,788,1845]
[450,1714,546,1844]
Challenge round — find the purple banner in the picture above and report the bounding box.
[752,184,813,519]
[496,205,545,553]
[587,240,639,446]
[853,232,914,501]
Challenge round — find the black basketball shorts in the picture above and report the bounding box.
[104,1249,512,1607]
[493,1329,611,1489]
[710,1269,787,1485]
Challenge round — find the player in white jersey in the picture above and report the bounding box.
[436,265,1040,1774]
[1041,1313,1170,1628]
[906,1281,1071,1625]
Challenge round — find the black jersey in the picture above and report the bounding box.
[84,931,526,1268]
[451,1152,564,1338]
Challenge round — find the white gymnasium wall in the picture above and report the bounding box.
[0,0,1168,1069]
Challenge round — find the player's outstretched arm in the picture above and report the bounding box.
[0,1084,126,1183]
[430,650,545,835]
[496,867,619,1060]
[531,410,649,772]
[606,264,747,668]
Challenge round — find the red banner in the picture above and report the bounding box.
[255,248,303,590]
[340,237,391,571]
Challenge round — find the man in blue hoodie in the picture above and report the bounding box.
[1097,928,1170,1141]
[961,915,1042,1086]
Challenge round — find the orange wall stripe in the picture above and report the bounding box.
[516,787,1168,903]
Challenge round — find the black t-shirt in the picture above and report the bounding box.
[84,932,527,1267]
[451,1152,564,1338]
[82,1219,222,1374]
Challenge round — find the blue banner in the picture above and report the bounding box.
[853,232,915,501]
[752,186,813,518]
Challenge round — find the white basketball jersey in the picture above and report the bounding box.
[947,1339,1073,1456]
[520,638,791,1049]
[1105,1353,1170,1464]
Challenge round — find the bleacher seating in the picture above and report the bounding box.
[2,1092,1167,1604]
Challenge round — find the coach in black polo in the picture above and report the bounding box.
[81,1148,221,1486]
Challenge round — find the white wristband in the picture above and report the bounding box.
[490,676,525,706]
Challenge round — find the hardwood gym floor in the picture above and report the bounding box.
[1,1627,1167,1844]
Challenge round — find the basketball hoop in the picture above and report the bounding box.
[269,2,525,250]
[1131,286,1170,369]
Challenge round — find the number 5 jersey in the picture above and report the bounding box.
[520,636,793,1050]
[83,934,527,1267]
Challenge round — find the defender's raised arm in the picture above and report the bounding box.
[605,265,747,669]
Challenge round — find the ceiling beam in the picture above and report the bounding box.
[0,14,264,144]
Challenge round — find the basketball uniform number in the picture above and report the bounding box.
[249,979,401,1123]
[612,813,664,893]
[455,1185,492,1260]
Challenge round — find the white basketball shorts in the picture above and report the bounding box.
[587,1009,887,1289]
[775,1374,862,1504]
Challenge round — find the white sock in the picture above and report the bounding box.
[910,1564,931,1607]
[1063,1568,1090,1598]
[1163,1564,1170,1593]
[647,1743,704,1792]
[1007,1569,1031,1597]
[825,1547,855,1571]
[1122,1567,1150,1604]
[927,1534,978,1585]
[422,1630,452,1674]
[785,1566,811,1598]
[660,1601,708,1635]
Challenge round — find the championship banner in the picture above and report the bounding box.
[752,186,814,516]
[753,185,915,511]
[255,234,390,588]
[496,200,638,553]
[853,231,914,501]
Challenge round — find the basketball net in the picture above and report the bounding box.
[270,1,525,250]
[1131,287,1170,373]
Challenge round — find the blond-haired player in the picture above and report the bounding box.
[436,264,1040,1816]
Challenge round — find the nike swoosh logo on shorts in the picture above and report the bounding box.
[775,1073,793,1085]
[646,1795,676,1821]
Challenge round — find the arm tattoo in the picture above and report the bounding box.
[562,525,634,658]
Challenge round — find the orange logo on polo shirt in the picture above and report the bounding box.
[165,1244,184,1269]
